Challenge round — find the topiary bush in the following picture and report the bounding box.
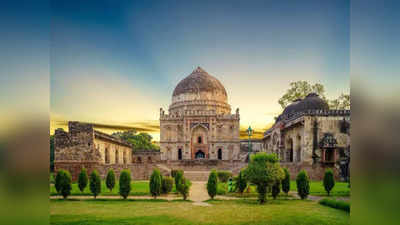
[296,170,310,199]
[150,169,162,198]
[178,177,191,200]
[207,170,218,199]
[171,169,183,178]
[106,169,116,192]
[271,181,281,199]
[236,170,247,194]
[217,170,232,183]
[281,168,290,195]
[161,176,174,194]
[78,168,88,193]
[323,169,335,196]
[174,170,184,192]
[119,170,131,199]
[319,198,350,212]
[55,170,72,199]
[89,170,101,199]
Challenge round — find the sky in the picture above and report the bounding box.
[49,0,350,140]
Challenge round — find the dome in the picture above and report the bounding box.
[169,67,231,114]
[172,67,227,99]
[278,93,329,121]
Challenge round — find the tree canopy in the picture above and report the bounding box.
[112,130,159,151]
[278,81,350,110]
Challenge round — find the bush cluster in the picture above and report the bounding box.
[296,170,310,199]
[323,169,335,196]
[207,170,218,199]
[106,169,116,192]
[174,170,184,192]
[89,170,102,199]
[319,198,350,212]
[178,177,191,200]
[271,181,281,199]
[55,170,72,199]
[78,168,88,193]
[161,176,174,194]
[150,169,162,198]
[119,170,131,199]
[171,169,183,178]
[216,171,232,183]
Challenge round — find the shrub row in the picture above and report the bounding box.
[319,198,350,212]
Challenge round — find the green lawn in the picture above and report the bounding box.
[220,181,350,197]
[50,180,174,196]
[50,198,349,225]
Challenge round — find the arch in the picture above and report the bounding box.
[105,148,110,164]
[195,150,205,159]
[286,138,293,162]
[178,148,182,160]
[217,148,222,160]
[191,125,208,144]
[197,136,202,144]
[296,135,302,162]
[115,149,119,164]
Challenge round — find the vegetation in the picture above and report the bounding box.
[319,198,350,212]
[106,169,116,192]
[170,169,183,178]
[282,168,290,195]
[207,170,218,199]
[89,170,101,199]
[244,153,284,204]
[296,170,310,199]
[119,170,131,199]
[50,199,350,225]
[112,130,160,151]
[323,169,335,196]
[161,176,174,194]
[55,170,72,199]
[77,168,88,193]
[271,181,281,199]
[174,170,183,192]
[216,170,232,183]
[150,169,162,198]
[278,81,350,110]
[178,177,191,200]
[236,170,247,194]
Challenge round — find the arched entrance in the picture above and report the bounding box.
[195,150,205,159]
[218,148,222,160]
[178,148,182,160]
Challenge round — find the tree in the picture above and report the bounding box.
[323,169,335,196]
[271,181,281,200]
[207,170,218,199]
[55,170,72,199]
[244,153,284,204]
[106,169,116,192]
[89,170,101,199]
[236,170,247,195]
[112,130,160,151]
[296,170,310,199]
[174,170,184,192]
[281,168,290,195]
[329,93,350,110]
[119,170,131,199]
[161,176,174,194]
[178,177,191,200]
[78,168,88,193]
[150,169,162,198]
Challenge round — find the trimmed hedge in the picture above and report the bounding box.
[106,169,116,192]
[78,168,88,193]
[55,170,72,199]
[323,169,335,196]
[119,170,131,199]
[89,170,102,198]
[319,198,350,212]
[207,170,218,199]
[296,170,310,199]
[150,169,162,198]
[161,176,174,194]
[217,171,232,183]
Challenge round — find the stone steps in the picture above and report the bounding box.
[182,171,211,181]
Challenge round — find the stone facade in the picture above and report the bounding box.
[263,93,350,180]
[160,67,240,161]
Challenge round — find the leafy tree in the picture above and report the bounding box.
[161,176,174,194]
[281,168,290,195]
[323,169,335,196]
[174,170,184,192]
[271,181,281,199]
[89,170,101,199]
[55,170,72,199]
[178,177,191,200]
[236,170,247,194]
[119,170,131,199]
[150,169,162,198]
[112,130,160,151]
[78,168,88,193]
[329,93,350,110]
[106,169,116,192]
[207,170,218,199]
[296,170,310,199]
[244,153,284,204]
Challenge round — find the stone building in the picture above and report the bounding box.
[240,139,265,153]
[160,67,240,161]
[262,93,350,180]
[54,121,160,180]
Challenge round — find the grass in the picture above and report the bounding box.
[50,198,350,225]
[319,198,350,212]
[50,180,176,196]
[219,180,350,197]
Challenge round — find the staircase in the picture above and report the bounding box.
[183,171,211,181]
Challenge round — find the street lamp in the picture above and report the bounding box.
[246,126,253,154]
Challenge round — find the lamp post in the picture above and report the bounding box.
[246,126,253,154]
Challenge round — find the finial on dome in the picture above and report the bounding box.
[193,66,205,73]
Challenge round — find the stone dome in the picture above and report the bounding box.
[278,93,329,121]
[169,67,231,114]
